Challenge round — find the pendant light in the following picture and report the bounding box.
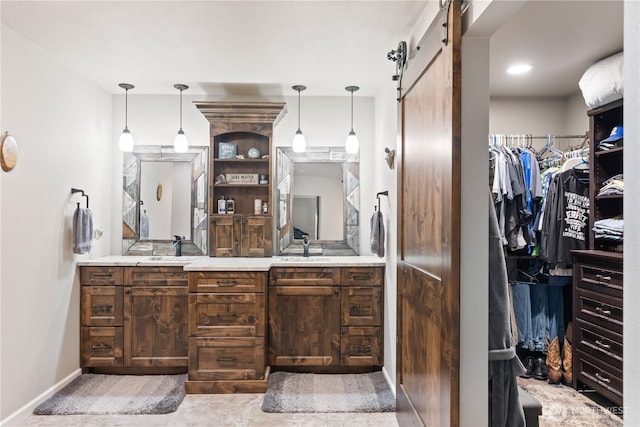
[292,85,307,153]
[345,85,360,154]
[173,84,189,153]
[118,83,134,152]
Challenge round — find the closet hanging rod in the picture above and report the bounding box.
[490,133,587,140]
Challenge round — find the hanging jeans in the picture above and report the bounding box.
[511,282,533,351]
[530,284,549,352]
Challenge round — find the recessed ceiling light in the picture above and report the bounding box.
[506,63,533,75]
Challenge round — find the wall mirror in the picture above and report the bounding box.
[122,145,208,256]
[276,146,359,256]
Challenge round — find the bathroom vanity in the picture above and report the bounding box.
[77,256,384,393]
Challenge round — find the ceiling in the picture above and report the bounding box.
[0,1,624,98]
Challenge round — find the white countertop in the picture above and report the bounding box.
[78,255,385,270]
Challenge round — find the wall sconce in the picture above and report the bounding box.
[173,84,189,153]
[292,85,307,153]
[118,83,134,152]
[345,86,360,154]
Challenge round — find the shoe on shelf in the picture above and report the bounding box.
[533,357,549,381]
[520,356,535,379]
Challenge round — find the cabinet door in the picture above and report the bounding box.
[210,215,241,257]
[124,286,189,367]
[268,285,340,366]
[241,216,272,257]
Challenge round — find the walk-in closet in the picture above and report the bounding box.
[488,2,624,425]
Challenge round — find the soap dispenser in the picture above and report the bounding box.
[226,197,235,214]
[217,196,226,214]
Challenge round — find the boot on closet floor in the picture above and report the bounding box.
[533,357,548,381]
[562,336,573,386]
[546,336,562,384]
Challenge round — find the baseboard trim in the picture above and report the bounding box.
[381,366,396,398]
[0,368,81,426]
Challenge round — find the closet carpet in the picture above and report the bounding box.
[517,377,623,427]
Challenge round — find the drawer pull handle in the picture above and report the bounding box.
[216,313,238,318]
[596,274,612,282]
[352,274,372,281]
[352,345,371,354]
[92,274,113,279]
[217,280,237,287]
[595,340,611,350]
[595,306,612,316]
[92,345,113,350]
[91,304,113,313]
[595,372,611,383]
[217,357,237,362]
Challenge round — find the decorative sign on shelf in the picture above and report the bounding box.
[226,173,259,184]
[218,142,237,159]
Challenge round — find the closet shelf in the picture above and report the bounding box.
[596,194,623,200]
[595,146,623,157]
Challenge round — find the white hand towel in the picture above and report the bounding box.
[73,206,94,254]
[370,210,385,258]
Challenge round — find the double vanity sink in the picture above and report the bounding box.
[77,254,385,394]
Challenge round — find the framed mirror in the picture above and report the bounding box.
[122,145,208,256]
[276,146,359,256]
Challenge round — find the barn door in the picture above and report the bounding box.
[396,1,462,426]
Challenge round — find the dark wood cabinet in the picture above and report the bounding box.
[80,266,188,372]
[195,102,285,257]
[209,215,271,257]
[122,267,188,368]
[268,266,383,369]
[186,270,268,393]
[572,251,623,406]
[570,98,624,406]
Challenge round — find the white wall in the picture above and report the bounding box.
[373,78,399,388]
[0,26,113,421]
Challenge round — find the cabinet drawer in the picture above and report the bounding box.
[576,264,622,298]
[81,327,123,367]
[188,337,264,381]
[575,319,622,369]
[341,327,382,366]
[124,267,188,286]
[341,287,382,326]
[269,267,340,286]
[575,349,623,405]
[81,286,123,327]
[575,289,623,334]
[342,268,384,287]
[80,267,123,286]
[189,293,265,337]
[189,271,265,293]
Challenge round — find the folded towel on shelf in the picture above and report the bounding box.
[370,210,385,258]
[73,206,94,254]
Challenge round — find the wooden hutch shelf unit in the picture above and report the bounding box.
[195,102,286,257]
[572,98,624,407]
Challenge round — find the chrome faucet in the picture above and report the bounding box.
[302,235,310,257]
[172,235,185,256]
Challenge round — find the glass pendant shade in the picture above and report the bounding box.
[119,128,134,152]
[292,129,306,153]
[174,129,188,153]
[345,130,359,154]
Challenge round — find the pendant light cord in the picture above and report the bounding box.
[350,91,354,132]
[297,89,301,131]
[179,88,183,131]
[124,88,128,129]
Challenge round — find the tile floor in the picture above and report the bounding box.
[19,393,399,427]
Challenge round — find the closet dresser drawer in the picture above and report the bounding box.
[572,250,623,407]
